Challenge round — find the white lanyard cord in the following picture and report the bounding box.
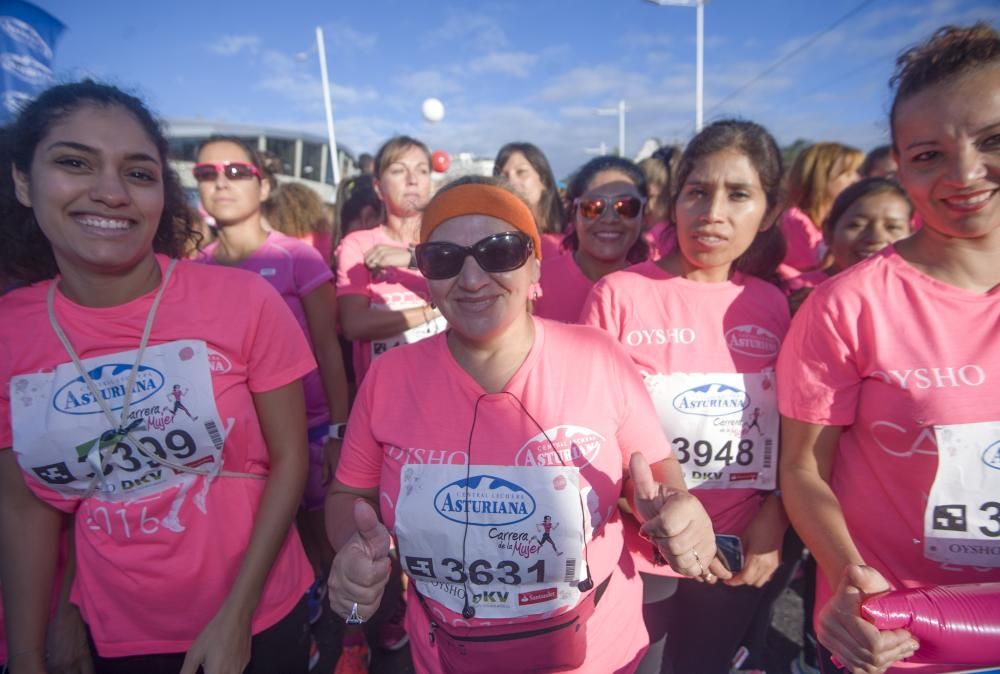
[46,259,261,495]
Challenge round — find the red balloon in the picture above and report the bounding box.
[432,150,450,173]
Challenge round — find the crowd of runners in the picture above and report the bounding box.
[0,19,998,674]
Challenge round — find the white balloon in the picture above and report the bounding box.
[421,97,445,123]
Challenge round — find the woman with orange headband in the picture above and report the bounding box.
[325,177,724,673]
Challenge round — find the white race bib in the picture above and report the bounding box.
[644,371,778,490]
[370,300,448,358]
[395,464,587,619]
[10,340,226,501]
[924,421,1000,567]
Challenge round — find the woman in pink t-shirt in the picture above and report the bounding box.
[326,177,726,674]
[335,136,445,383]
[779,24,1000,674]
[193,136,350,632]
[581,120,791,674]
[0,82,315,673]
[534,156,648,323]
[263,181,336,265]
[781,178,915,314]
[781,143,864,272]
[494,142,567,258]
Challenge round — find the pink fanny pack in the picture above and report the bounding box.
[417,576,609,674]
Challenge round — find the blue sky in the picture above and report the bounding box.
[39,0,1000,177]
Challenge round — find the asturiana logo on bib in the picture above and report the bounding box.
[434,475,536,526]
[725,325,780,358]
[515,425,604,467]
[53,364,166,415]
[672,383,749,417]
[983,440,1000,471]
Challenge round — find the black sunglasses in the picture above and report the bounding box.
[415,231,534,280]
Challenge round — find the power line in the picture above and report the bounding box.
[708,0,879,114]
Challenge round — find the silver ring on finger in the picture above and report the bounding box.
[704,572,716,582]
[346,601,365,625]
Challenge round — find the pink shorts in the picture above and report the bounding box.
[302,425,329,511]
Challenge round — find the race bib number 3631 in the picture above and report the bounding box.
[395,464,587,619]
[644,371,778,490]
[925,421,1000,567]
[10,340,226,501]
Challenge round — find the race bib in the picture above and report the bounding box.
[924,421,1000,567]
[370,300,448,358]
[395,464,587,619]
[10,340,226,501]
[644,371,778,490]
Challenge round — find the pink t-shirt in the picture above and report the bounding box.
[0,257,314,657]
[644,222,678,262]
[540,232,566,258]
[200,231,333,427]
[581,261,790,573]
[777,263,831,295]
[334,227,438,382]
[777,248,1000,672]
[780,207,825,272]
[336,317,670,672]
[534,254,594,323]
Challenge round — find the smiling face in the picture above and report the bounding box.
[573,170,644,266]
[375,145,432,218]
[893,63,1000,242]
[500,152,545,210]
[196,140,268,227]
[427,214,539,346]
[672,149,771,281]
[828,191,913,270]
[12,103,165,279]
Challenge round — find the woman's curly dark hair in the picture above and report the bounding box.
[0,80,197,283]
[889,22,1000,143]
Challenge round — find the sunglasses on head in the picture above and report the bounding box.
[415,231,534,280]
[575,195,643,221]
[192,162,262,182]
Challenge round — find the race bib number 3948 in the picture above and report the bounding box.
[644,371,778,490]
[925,421,1000,567]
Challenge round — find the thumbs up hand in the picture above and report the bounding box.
[628,452,731,582]
[328,499,393,622]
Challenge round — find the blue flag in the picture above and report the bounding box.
[0,0,64,124]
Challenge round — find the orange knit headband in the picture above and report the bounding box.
[420,183,543,260]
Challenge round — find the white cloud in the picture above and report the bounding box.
[324,22,377,53]
[423,11,508,51]
[255,49,377,109]
[393,69,464,97]
[209,35,259,56]
[468,51,539,78]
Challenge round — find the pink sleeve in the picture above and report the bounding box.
[291,242,334,297]
[610,339,671,468]
[578,277,624,339]
[334,357,383,489]
[780,210,823,272]
[244,276,318,393]
[334,235,373,298]
[776,288,860,426]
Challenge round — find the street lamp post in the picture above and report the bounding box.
[646,0,706,132]
[595,99,627,157]
[315,26,341,186]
